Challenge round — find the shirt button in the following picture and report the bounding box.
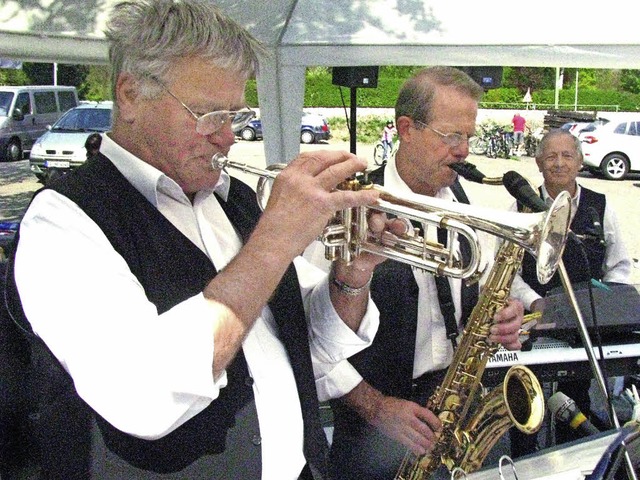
[251,434,262,446]
[245,376,254,387]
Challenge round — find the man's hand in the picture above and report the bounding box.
[260,150,379,260]
[344,381,442,456]
[371,395,442,456]
[489,297,524,350]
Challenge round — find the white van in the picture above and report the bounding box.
[0,85,79,162]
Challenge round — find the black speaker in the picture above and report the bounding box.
[332,66,379,89]
[461,66,503,90]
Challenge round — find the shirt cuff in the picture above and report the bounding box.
[314,359,363,402]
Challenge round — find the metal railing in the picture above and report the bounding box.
[479,102,620,112]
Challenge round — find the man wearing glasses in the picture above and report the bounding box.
[4,1,402,479]
[326,66,525,479]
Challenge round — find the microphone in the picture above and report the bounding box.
[548,391,600,438]
[502,171,548,213]
[448,161,486,184]
[587,206,606,246]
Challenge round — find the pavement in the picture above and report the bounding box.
[1,140,638,284]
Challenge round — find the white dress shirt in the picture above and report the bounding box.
[510,183,631,310]
[312,156,494,398]
[14,133,379,480]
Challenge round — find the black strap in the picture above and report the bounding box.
[409,219,458,350]
[414,180,478,350]
[436,228,459,349]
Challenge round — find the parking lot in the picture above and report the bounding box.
[1,139,639,284]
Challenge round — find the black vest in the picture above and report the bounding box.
[5,154,329,479]
[519,187,606,297]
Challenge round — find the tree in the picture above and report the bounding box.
[620,70,640,94]
[80,65,112,101]
[503,67,556,92]
[21,63,89,89]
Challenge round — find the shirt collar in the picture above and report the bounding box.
[540,182,581,207]
[99,133,231,205]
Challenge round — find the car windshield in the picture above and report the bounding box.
[52,107,112,132]
[0,92,14,117]
[580,119,609,133]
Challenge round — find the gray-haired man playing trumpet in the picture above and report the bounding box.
[5,1,407,478]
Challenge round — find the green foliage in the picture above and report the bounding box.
[329,114,390,144]
[0,68,30,85]
[80,66,112,101]
[620,70,640,94]
[503,67,556,92]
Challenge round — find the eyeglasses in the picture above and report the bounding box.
[149,76,255,136]
[414,120,474,148]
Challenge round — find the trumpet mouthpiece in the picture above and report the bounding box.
[211,152,228,170]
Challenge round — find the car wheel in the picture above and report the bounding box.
[240,127,256,141]
[373,143,385,165]
[601,153,629,180]
[3,138,22,162]
[300,130,315,144]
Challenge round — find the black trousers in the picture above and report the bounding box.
[329,369,448,480]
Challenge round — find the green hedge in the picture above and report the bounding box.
[246,69,640,111]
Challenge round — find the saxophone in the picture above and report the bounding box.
[395,163,569,479]
[395,238,545,479]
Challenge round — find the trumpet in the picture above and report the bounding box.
[211,154,571,283]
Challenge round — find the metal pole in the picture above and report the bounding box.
[349,86,357,155]
[554,67,560,109]
[557,261,638,480]
[574,70,579,111]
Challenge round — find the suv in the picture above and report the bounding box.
[235,111,331,144]
[0,85,79,162]
[579,115,640,180]
[29,102,112,184]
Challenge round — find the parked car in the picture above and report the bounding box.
[0,85,79,162]
[234,112,331,144]
[559,121,591,137]
[579,115,640,180]
[29,101,112,184]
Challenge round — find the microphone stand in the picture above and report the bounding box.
[557,260,638,480]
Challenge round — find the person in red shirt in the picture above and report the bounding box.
[512,112,526,154]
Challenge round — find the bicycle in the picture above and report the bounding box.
[373,140,399,165]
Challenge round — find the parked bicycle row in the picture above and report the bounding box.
[469,123,543,159]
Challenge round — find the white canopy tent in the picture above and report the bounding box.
[1,0,640,165]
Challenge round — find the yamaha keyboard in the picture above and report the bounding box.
[485,336,640,386]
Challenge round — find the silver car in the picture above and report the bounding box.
[29,101,112,184]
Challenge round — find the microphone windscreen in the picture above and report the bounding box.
[448,162,486,184]
[502,171,548,213]
[548,391,571,417]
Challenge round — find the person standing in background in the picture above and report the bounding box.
[381,120,397,162]
[512,112,526,155]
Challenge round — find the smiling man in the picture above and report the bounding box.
[509,128,632,457]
